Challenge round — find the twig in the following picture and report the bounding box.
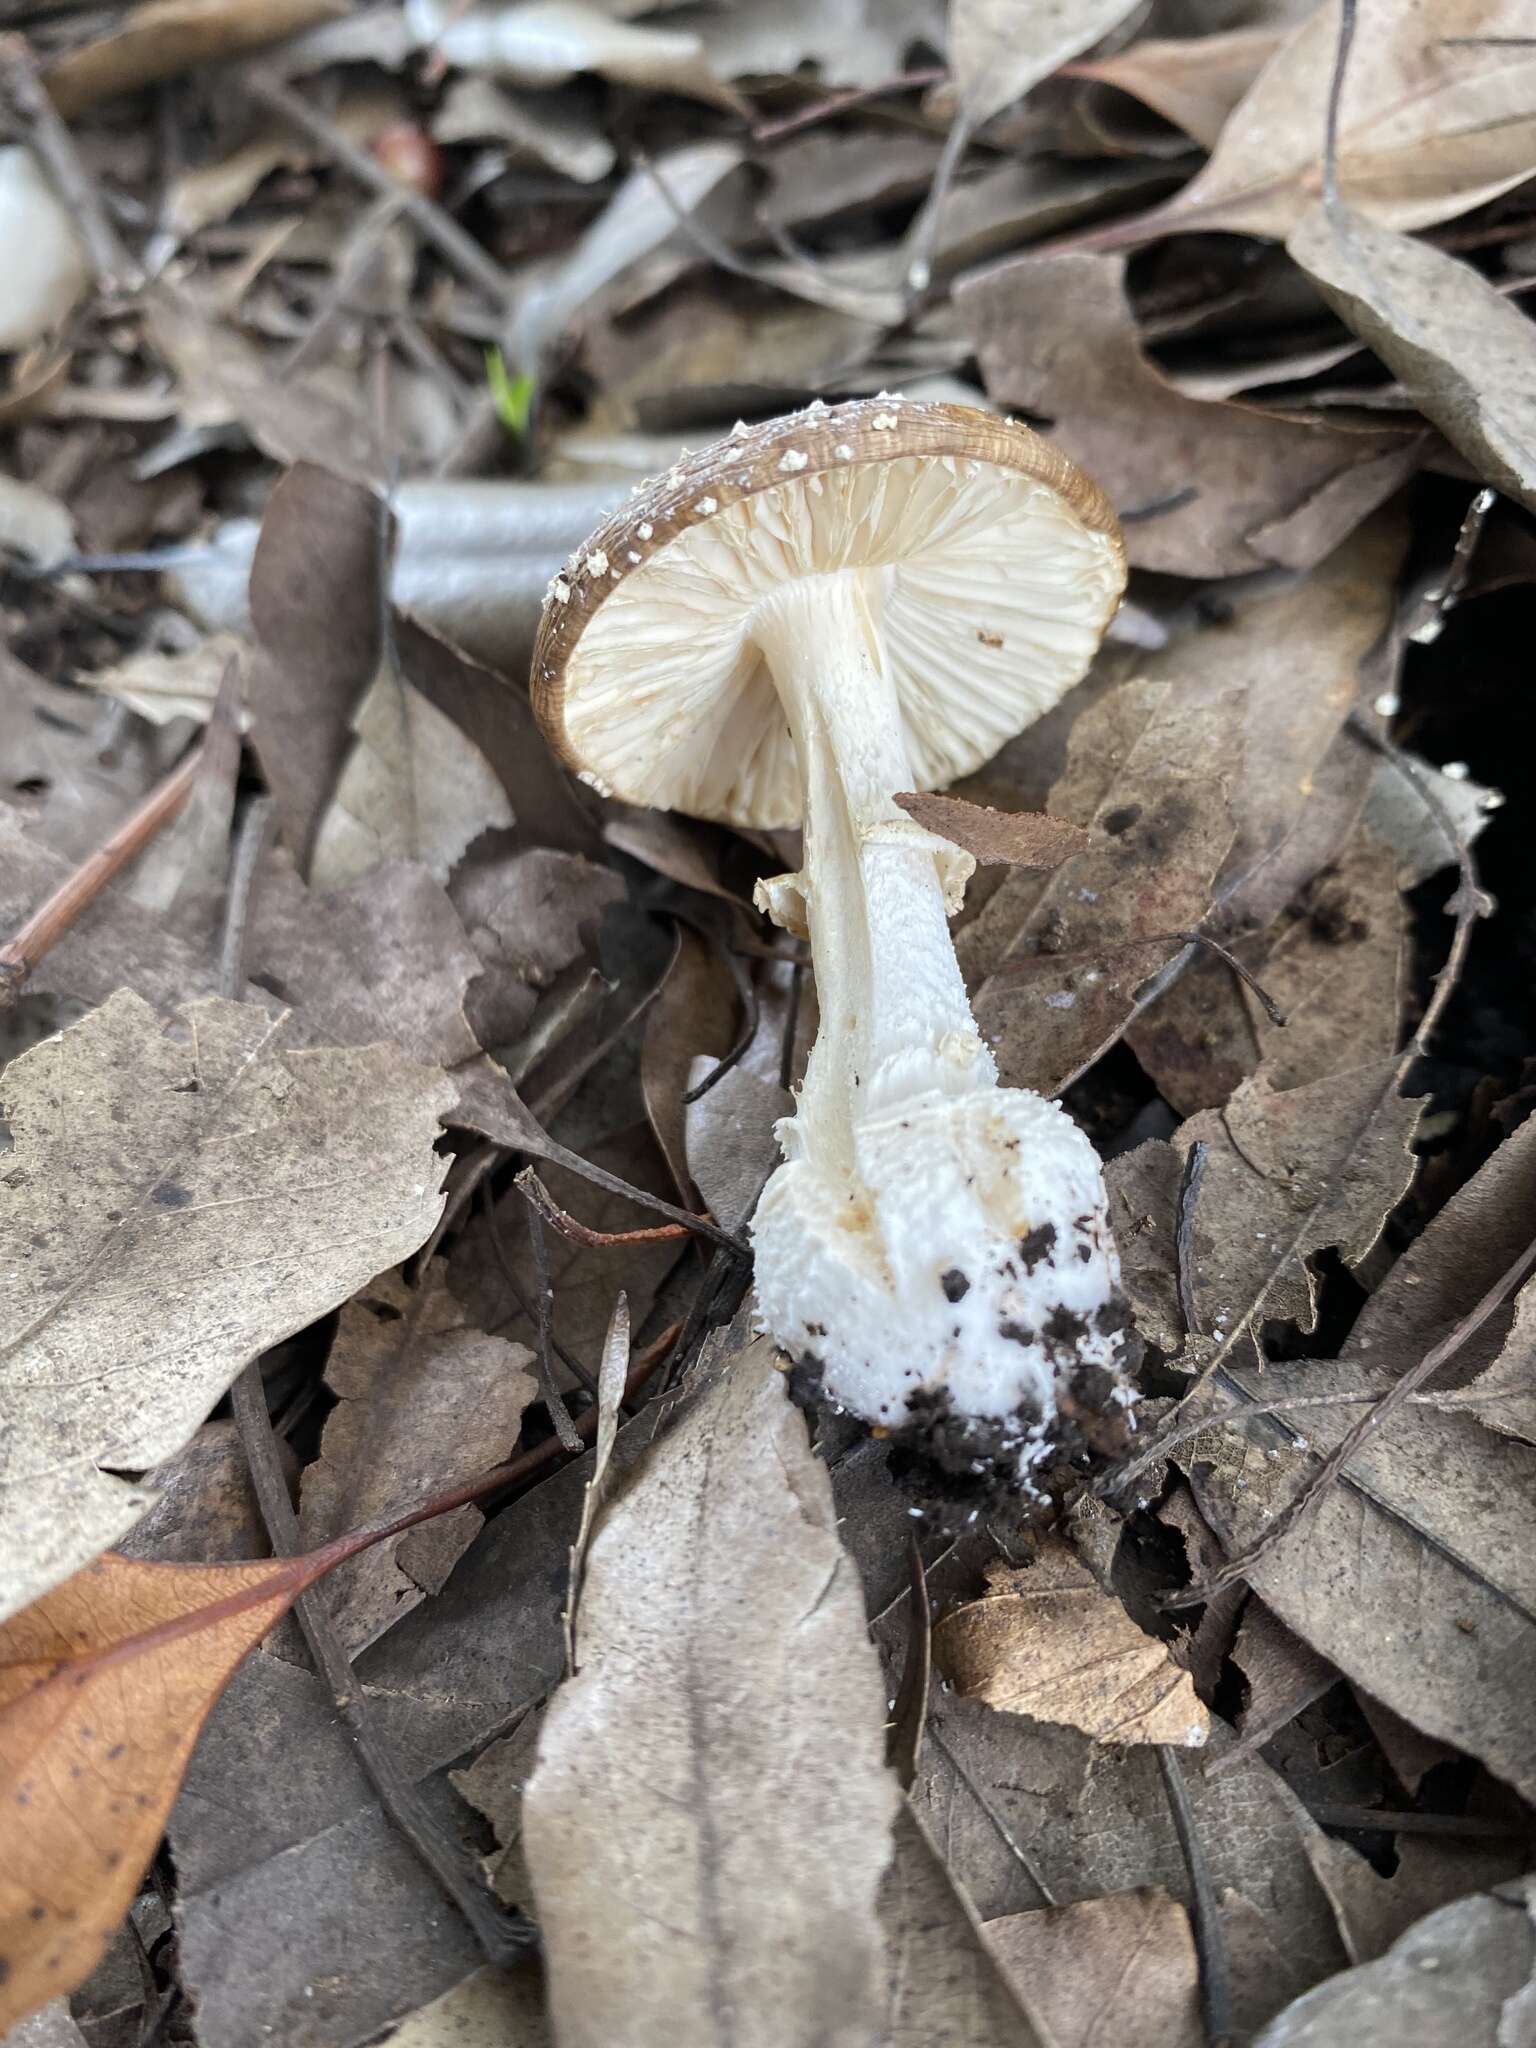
[0,733,206,1010]
[751,66,945,145]
[903,105,973,295]
[0,32,142,291]
[515,1166,695,1251]
[1404,486,1497,647]
[523,1195,585,1454]
[217,796,273,999]
[885,1534,931,1792]
[517,1160,739,1254]
[476,1173,600,1402]
[1157,1745,1234,2048]
[1164,1231,1536,1610]
[229,1367,536,1964]
[1175,1141,1209,1341]
[1320,0,1357,218]
[1178,931,1287,1026]
[242,65,515,310]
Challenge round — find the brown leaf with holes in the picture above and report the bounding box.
[893,793,1092,870]
[0,1551,318,2032]
[933,1540,1209,1748]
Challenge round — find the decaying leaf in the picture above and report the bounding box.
[933,1540,1210,1747]
[985,1889,1202,2048]
[0,991,453,1622]
[0,1552,318,2032]
[1067,26,1284,147]
[893,792,1093,869]
[524,1337,898,2047]
[1290,203,1536,515]
[246,462,391,870]
[1452,1279,1536,1447]
[1185,1112,1536,1799]
[1124,0,1536,243]
[957,250,1417,577]
[379,1966,551,2046]
[1254,1878,1536,2048]
[0,148,88,352]
[298,1270,536,1655]
[880,1806,1044,2047]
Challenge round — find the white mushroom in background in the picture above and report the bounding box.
[533,397,1135,1494]
[0,147,90,353]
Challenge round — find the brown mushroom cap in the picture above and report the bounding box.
[532,396,1126,830]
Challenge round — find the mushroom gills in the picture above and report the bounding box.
[746,567,1135,1490]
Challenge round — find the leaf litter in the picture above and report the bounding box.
[1,0,1536,2041]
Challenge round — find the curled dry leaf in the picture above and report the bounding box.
[44,0,343,117]
[0,1552,320,2033]
[0,149,88,353]
[933,1538,1210,1747]
[0,990,453,1623]
[1290,204,1536,516]
[1118,0,1536,243]
[1066,26,1284,148]
[985,1889,1202,2048]
[893,791,1093,869]
[956,249,1417,578]
[524,1337,898,2048]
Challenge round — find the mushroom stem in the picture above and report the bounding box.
[749,569,993,1175]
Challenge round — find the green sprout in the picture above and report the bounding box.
[486,348,536,438]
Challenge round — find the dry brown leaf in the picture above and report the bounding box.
[1067,26,1283,146]
[46,0,341,114]
[893,792,1093,869]
[947,0,1143,128]
[1126,0,1536,243]
[523,1337,897,2047]
[0,1551,318,2032]
[959,668,1241,1098]
[378,1967,550,2046]
[298,1270,536,1656]
[880,1806,1045,2047]
[956,249,1418,577]
[0,991,452,1622]
[143,289,378,480]
[640,923,739,1204]
[934,1540,1210,1747]
[1290,204,1536,514]
[1451,1279,1536,1447]
[1253,1879,1536,2048]
[985,1889,1203,2048]
[246,462,390,870]
[451,838,623,1056]
[1186,1109,1536,1799]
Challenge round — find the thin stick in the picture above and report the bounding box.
[476,1174,600,1402]
[1157,1746,1234,2048]
[0,737,205,1009]
[0,32,142,291]
[217,796,273,999]
[1320,0,1358,217]
[751,66,945,145]
[516,1167,694,1251]
[243,65,515,310]
[1175,1141,1209,1341]
[524,1196,585,1454]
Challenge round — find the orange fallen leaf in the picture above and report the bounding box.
[0,1550,327,2030]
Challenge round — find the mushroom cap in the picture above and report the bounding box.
[532,396,1126,830]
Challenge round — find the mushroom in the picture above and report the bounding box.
[532,396,1135,1491]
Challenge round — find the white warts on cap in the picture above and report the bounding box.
[778,448,809,472]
